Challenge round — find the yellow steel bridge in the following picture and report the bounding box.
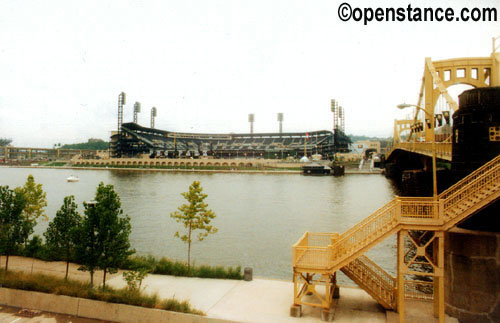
[292,40,500,322]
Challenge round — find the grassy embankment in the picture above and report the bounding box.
[123,255,242,280]
[21,241,243,280]
[0,270,202,315]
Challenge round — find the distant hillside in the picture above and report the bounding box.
[348,135,392,142]
[348,135,393,149]
[61,140,109,150]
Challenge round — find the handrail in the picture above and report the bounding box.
[444,167,499,207]
[293,154,500,273]
[337,199,397,241]
[293,154,500,311]
[348,255,395,291]
[439,154,500,200]
[332,201,398,262]
[341,255,396,309]
[332,155,500,268]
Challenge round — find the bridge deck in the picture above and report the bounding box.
[387,142,452,161]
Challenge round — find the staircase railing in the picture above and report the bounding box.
[293,154,500,310]
[292,232,337,270]
[341,255,396,309]
[331,157,500,268]
[444,170,499,214]
[331,200,398,265]
[439,155,500,201]
[399,196,438,223]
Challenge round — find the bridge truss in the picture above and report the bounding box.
[389,39,500,161]
[292,40,500,322]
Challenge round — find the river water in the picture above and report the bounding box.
[0,167,398,283]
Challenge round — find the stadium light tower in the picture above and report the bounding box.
[133,102,141,124]
[248,113,255,134]
[277,113,283,135]
[151,107,157,128]
[331,99,345,133]
[118,92,126,135]
[331,99,337,134]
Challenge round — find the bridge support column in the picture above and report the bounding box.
[397,229,406,323]
[433,231,445,323]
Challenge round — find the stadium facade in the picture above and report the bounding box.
[110,122,351,160]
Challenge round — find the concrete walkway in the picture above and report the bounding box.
[3,256,458,323]
[106,274,386,322]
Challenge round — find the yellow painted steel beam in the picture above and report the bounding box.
[292,155,499,317]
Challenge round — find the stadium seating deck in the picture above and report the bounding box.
[111,122,350,159]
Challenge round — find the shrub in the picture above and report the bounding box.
[22,235,51,260]
[124,255,243,280]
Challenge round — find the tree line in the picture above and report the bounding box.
[0,176,218,287]
[61,140,109,150]
[0,176,133,288]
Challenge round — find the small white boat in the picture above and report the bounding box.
[67,175,80,182]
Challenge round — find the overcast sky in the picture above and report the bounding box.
[1,0,498,147]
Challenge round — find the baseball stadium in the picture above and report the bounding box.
[110,93,351,160]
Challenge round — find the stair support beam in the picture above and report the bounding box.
[433,231,445,323]
[397,230,406,323]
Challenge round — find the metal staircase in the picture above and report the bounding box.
[340,255,396,309]
[292,154,500,316]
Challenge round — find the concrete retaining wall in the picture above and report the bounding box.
[0,287,228,323]
[72,157,305,169]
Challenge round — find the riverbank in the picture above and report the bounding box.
[1,164,384,175]
[1,256,458,322]
[3,255,385,322]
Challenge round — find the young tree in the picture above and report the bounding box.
[123,268,150,292]
[15,175,47,245]
[0,186,26,272]
[94,183,134,289]
[74,199,100,287]
[44,195,81,280]
[75,183,134,288]
[171,181,217,271]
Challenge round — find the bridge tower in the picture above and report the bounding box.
[385,38,500,323]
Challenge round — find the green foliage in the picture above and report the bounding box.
[61,141,109,150]
[123,268,150,292]
[171,181,217,269]
[0,138,12,147]
[0,270,202,315]
[94,183,134,287]
[160,298,201,314]
[15,175,48,222]
[75,183,134,288]
[44,196,82,279]
[75,201,101,287]
[13,175,47,246]
[44,162,67,167]
[123,255,243,280]
[22,235,48,259]
[0,186,27,271]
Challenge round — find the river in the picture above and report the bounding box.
[0,167,398,283]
